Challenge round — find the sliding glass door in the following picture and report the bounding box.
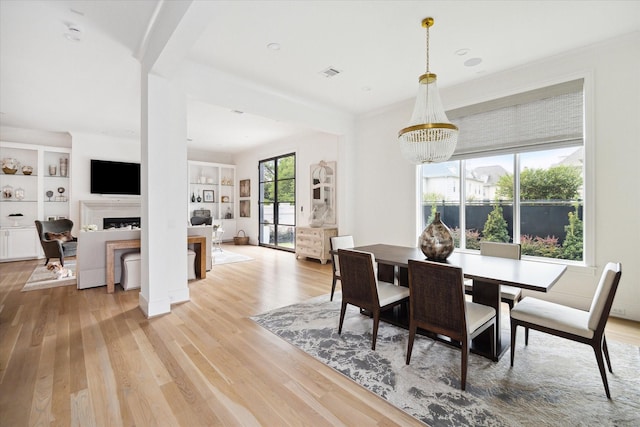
[259,153,296,250]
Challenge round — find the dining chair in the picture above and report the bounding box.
[337,249,410,350]
[406,259,496,390]
[329,235,355,301]
[212,227,224,252]
[464,241,522,310]
[510,262,622,398]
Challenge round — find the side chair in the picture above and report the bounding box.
[337,249,409,350]
[465,241,522,310]
[34,219,78,267]
[406,259,496,390]
[510,262,622,398]
[329,235,354,301]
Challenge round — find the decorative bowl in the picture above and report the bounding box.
[22,165,33,175]
[2,158,18,174]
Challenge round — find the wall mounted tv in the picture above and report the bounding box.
[90,159,141,195]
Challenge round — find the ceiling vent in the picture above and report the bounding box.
[319,67,341,78]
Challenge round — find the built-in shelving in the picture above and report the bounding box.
[188,161,236,239]
[0,141,71,261]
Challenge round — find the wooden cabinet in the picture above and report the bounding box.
[295,226,338,264]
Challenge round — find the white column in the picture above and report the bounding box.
[139,72,189,317]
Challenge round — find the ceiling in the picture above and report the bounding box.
[1,1,639,153]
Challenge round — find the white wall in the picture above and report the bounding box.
[69,132,141,232]
[233,131,340,244]
[352,33,640,320]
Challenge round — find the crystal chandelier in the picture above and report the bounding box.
[399,17,458,164]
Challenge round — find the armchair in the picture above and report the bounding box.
[34,219,78,267]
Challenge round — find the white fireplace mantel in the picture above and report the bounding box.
[79,199,142,230]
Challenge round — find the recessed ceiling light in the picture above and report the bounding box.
[267,42,281,51]
[455,48,470,56]
[464,57,483,67]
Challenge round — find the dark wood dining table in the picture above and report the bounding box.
[352,244,567,361]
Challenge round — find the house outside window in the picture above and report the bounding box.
[421,79,585,262]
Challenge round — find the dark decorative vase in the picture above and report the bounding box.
[419,212,454,261]
[191,193,196,202]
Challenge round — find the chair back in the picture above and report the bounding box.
[588,262,622,332]
[408,259,466,341]
[338,249,379,309]
[191,216,212,226]
[35,219,74,241]
[330,235,354,275]
[480,241,521,260]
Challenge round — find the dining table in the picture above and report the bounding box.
[351,243,567,361]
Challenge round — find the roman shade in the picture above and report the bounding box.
[447,79,584,159]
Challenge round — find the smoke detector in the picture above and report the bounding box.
[64,23,83,42]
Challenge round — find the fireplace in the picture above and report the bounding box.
[103,217,141,229]
[80,200,141,230]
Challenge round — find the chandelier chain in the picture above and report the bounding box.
[425,21,430,73]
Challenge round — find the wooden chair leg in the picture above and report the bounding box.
[510,323,517,367]
[602,335,613,373]
[338,302,347,334]
[593,343,612,399]
[371,311,380,350]
[406,324,416,364]
[60,257,65,267]
[44,258,50,266]
[330,277,337,301]
[524,327,529,345]
[461,340,469,391]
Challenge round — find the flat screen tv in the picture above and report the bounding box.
[90,159,141,195]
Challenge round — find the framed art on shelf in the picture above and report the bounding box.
[240,179,250,197]
[203,190,214,202]
[240,200,250,218]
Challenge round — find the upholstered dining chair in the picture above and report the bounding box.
[510,262,622,399]
[464,241,522,310]
[34,219,77,267]
[337,249,410,350]
[406,259,496,390]
[329,235,355,301]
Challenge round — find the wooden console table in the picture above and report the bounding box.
[105,235,207,293]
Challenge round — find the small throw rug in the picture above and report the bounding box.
[252,294,640,427]
[212,250,253,265]
[22,262,77,292]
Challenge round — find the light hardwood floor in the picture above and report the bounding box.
[1,245,638,426]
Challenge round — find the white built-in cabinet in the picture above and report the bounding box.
[1,141,71,261]
[187,161,236,240]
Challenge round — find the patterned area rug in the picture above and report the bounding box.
[22,262,77,292]
[212,250,253,265]
[252,294,640,427]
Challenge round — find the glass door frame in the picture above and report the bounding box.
[258,153,296,251]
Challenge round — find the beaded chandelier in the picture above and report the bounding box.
[399,17,458,164]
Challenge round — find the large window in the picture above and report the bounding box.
[421,80,585,262]
[259,153,296,250]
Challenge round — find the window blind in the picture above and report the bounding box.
[447,79,584,159]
